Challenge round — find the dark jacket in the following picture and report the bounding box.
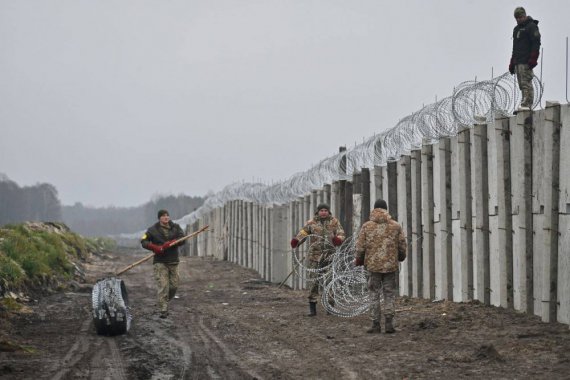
[512,16,541,64]
[141,221,185,264]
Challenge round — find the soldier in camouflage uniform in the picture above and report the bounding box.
[355,199,406,333]
[141,210,186,319]
[508,6,541,111]
[290,204,345,317]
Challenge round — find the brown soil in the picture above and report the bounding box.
[1,247,570,379]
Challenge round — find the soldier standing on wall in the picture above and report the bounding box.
[509,6,541,112]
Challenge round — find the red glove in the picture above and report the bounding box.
[162,239,177,250]
[290,238,299,249]
[332,236,342,246]
[528,50,539,69]
[508,57,515,74]
[147,242,163,255]
[354,257,364,266]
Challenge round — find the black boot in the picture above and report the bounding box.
[385,316,395,333]
[366,320,381,334]
[307,302,317,317]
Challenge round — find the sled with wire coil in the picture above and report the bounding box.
[92,277,131,336]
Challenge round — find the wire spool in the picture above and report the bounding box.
[92,277,132,335]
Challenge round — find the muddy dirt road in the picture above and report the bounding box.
[1,247,570,379]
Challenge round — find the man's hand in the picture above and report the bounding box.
[508,57,515,74]
[354,257,364,266]
[162,239,177,250]
[290,238,299,249]
[147,242,163,255]
[528,50,539,69]
[332,236,342,246]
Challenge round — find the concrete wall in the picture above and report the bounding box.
[188,103,570,327]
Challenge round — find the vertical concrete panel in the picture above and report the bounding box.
[533,103,561,322]
[265,206,271,280]
[373,166,384,209]
[397,155,412,296]
[471,122,490,305]
[532,109,547,317]
[323,184,332,208]
[271,206,290,283]
[437,138,453,300]
[459,128,473,301]
[253,204,259,271]
[558,105,570,325]
[382,166,390,210]
[491,117,513,308]
[331,181,340,219]
[353,172,362,235]
[558,216,570,325]
[421,143,435,299]
[345,181,354,238]
[450,134,462,301]
[353,194,362,235]
[511,112,534,313]
[361,168,371,225]
[487,119,501,306]
[387,162,398,220]
[287,201,297,289]
[411,149,423,298]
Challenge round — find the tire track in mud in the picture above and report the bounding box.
[179,312,263,379]
[48,315,128,380]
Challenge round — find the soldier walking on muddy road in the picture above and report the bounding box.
[141,209,186,319]
[290,203,345,317]
[508,6,541,112]
[354,199,406,334]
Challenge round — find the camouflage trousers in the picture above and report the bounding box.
[368,271,396,321]
[516,64,534,108]
[153,262,179,313]
[307,258,333,304]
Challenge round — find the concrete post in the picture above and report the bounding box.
[458,127,473,301]
[411,149,423,298]
[557,104,570,325]
[471,119,490,305]
[421,143,435,299]
[511,111,534,312]
[270,206,291,283]
[361,168,371,225]
[438,137,453,300]
[397,155,412,296]
[373,165,384,209]
[494,116,513,308]
[352,171,362,235]
[533,102,561,322]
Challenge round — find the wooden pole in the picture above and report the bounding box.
[115,225,209,276]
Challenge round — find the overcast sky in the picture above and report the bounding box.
[1,1,569,207]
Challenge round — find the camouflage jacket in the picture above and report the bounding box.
[295,215,345,262]
[355,208,407,273]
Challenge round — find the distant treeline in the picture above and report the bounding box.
[0,174,62,224]
[0,173,205,237]
[62,194,205,237]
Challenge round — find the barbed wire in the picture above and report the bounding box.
[165,72,543,230]
[120,72,543,242]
